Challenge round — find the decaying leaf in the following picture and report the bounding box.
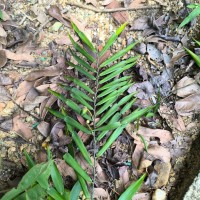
[0,50,7,68]
[130,17,150,31]
[0,73,12,85]
[175,93,200,116]
[132,193,151,200]
[31,4,48,24]
[24,96,48,111]
[85,0,98,6]
[0,86,10,101]
[12,115,33,140]
[37,121,51,137]
[55,35,79,45]
[93,188,110,199]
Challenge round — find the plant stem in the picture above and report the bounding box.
[91,57,100,200]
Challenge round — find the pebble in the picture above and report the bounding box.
[152,189,167,200]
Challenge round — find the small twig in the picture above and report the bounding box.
[66,2,161,13]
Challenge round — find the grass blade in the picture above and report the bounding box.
[47,187,65,200]
[72,22,96,52]
[63,153,92,182]
[77,175,91,200]
[51,162,65,195]
[96,125,125,157]
[64,76,94,94]
[99,22,127,57]
[100,42,138,67]
[118,173,146,200]
[95,122,121,131]
[184,47,200,67]
[23,150,35,169]
[70,181,81,200]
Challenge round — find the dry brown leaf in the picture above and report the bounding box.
[175,93,200,116]
[132,193,151,200]
[24,96,48,111]
[31,5,48,24]
[93,188,110,199]
[132,144,144,168]
[0,50,7,68]
[15,81,35,99]
[96,161,108,183]
[130,17,149,31]
[129,0,146,8]
[0,25,7,37]
[37,121,50,137]
[54,158,77,180]
[48,5,70,27]
[0,85,10,101]
[173,76,200,97]
[12,115,33,140]
[106,1,129,24]
[0,73,12,85]
[148,145,171,163]
[4,50,34,62]
[153,162,171,188]
[55,35,78,45]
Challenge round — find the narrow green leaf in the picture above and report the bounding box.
[70,181,81,200]
[59,85,93,102]
[68,126,93,166]
[100,41,138,67]
[179,6,200,28]
[97,80,129,98]
[77,175,91,200]
[47,187,65,200]
[184,47,200,67]
[97,112,121,141]
[51,162,65,195]
[99,22,127,57]
[63,153,92,182]
[63,190,70,200]
[47,146,53,160]
[1,188,23,200]
[138,134,148,152]
[96,96,118,116]
[71,93,93,111]
[72,22,96,52]
[118,92,136,106]
[96,91,118,106]
[96,104,119,127]
[48,108,66,120]
[99,62,136,84]
[100,56,139,76]
[187,4,200,9]
[64,76,94,94]
[98,76,131,91]
[118,173,146,200]
[67,61,96,80]
[120,98,136,115]
[95,122,121,131]
[121,107,152,125]
[23,150,35,169]
[96,125,125,157]
[193,38,200,46]
[68,34,95,62]
[69,49,96,72]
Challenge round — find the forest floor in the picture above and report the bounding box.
[0,0,200,199]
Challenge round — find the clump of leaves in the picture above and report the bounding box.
[185,38,200,67]
[179,4,200,28]
[2,23,151,200]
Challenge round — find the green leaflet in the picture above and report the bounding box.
[179,5,200,28]
[70,181,81,200]
[51,162,65,195]
[67,61,96,80]
[98,76,131,91]
[63,153,92,182]
[100,41,138,68]
[77,175,91,199]
[68,125,93,166]
[96,125,126,157]
[68,33,95,62]
[60,85,93,102]
[184,47,200,67]
[23,150,35,169]
[64,76,94,94]
[99,22,127,57]
[95,122,121,131]
[120,98,136,115]
[47,187,65,200]
[138,134,148,152]
[71,22,96,52]
[193,38,200,46]
[118,173,146,200]
[69,48,96,72]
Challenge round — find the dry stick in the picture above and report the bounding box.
[66,2,162,13]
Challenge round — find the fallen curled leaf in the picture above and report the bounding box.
[54,158,77,180]
[106,0,129,24]
[37,121,51,137]
[130,17,150,31]
[153,161,171,188]
[0,50,7,68]
[15,81,35,99]
[48,5,70,27]
[24,96,48,111]
[93,188,110,199]
[4,49,34,62]
[148,145,171,163]
[0,25,7,37]
[173,76,200,97]
[175,93,200,116]
[132,193,151,200]
[31,5,48,24]
[12,115,33,140]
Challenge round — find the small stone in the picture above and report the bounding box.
[152,189,167,200]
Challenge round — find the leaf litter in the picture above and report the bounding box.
[0,0,200,199]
